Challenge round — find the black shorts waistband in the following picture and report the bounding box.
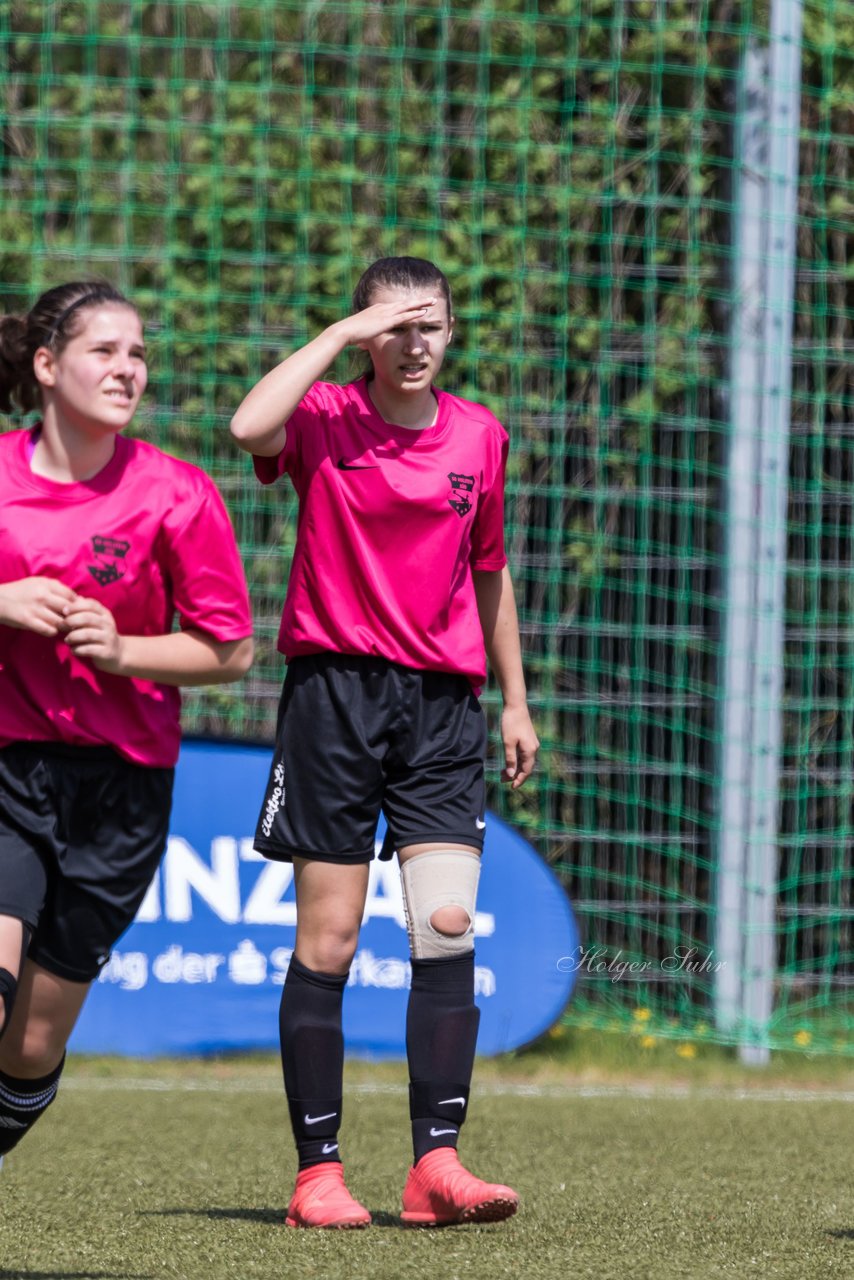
[286,651,471,689]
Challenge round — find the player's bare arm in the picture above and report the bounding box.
[62,596,254,685]
[229,298,436,457]
[473,565,539,788]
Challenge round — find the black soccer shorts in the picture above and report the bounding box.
[0,742,174,982]
[253,653,488,864]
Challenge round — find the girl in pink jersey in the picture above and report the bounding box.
[232,256,539,1228]
[0,281,254,1167]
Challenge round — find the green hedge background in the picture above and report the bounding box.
[1,0,852,1049]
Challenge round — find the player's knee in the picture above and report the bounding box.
[401,849,481,960]
[0,1023,65,1079]
[0,968,17,1040]
[298,923,360,975]
[306,945,356,976]
[429,905,472,937]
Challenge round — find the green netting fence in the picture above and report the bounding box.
[1,0,851,1057]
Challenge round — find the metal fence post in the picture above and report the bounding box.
[717,2,804,1063]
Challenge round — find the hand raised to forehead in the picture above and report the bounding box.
[339,298,439,346]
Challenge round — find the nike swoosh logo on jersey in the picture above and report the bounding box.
[475,818,486,830]
[437,1097,466,1107]
[337,457,378,470]
[429,1127,458,1137]
[304,1111,338,1125]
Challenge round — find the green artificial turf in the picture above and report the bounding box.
[0,1050,851,1280]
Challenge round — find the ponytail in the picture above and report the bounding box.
[0,313,33,413]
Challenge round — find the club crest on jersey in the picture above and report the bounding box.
[447,471,475,518]
[88,535,131,586]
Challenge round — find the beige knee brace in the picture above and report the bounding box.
[400,848,482,960]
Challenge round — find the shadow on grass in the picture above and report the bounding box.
[138,1207,282,1226]
[138,1206,440,1230]
[827,1229,854,1240]
[0,1273,152,1279]
[368,1210,403,1228]
[369,1211,503,1230]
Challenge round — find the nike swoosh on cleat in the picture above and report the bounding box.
[304,1112,338,1125]
[322,1143,339,1154]
[337,458,378,470]
[437,1097,466,1107]
[429,1127,458,1137]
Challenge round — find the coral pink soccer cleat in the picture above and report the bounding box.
[400,1148,519,1226]
[285,1163,371,1229]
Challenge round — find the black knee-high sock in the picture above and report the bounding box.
[406,952,480,1164]
[279,955,348,1170]
[0,1056,65,1157]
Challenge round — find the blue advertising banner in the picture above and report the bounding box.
[70,739,578,1058]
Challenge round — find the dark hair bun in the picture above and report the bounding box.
[0,313,31,413]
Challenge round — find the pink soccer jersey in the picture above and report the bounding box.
[0,429,253,766]
[253,377,508,686]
